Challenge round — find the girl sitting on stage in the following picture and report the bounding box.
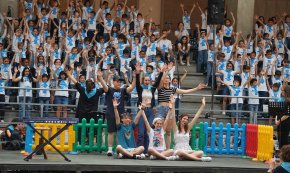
[141,95,175,160]
[171,97,212,161]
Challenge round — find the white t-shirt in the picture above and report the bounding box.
[241,72,250,89]
[148,128,166,151]
[146,41,157,56]
[248,85,259,105]
[18,76,33,97]
[229,86,244,104]
[223,25,233,37]
[258,76,268,92]
[104,19,114,33]
[157,39,172,53]
[198,38,207,51]
[183,15,191,30]
[222,45,233,61]
[66,36,76,51]
[0,80,5,95]
[174,29,189,40]
[222,70,236,85]
[263,57,275,75]
[39,81,50,98]
[55,79,69,97]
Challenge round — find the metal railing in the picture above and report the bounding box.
[0,86,279,125]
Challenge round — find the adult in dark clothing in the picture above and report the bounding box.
[135,63,164,153]
[4,118,24,150]
[66,69,104,122]
[98,70,136,156]
[275,84,290,149]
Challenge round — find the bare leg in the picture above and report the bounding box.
[186,55,190,65]
[165,132,171,150]
[62,106,67,118]
[176,150,202,161]
[116,145,134,158]
[222,98,227,114]
[148,148,172,160]
[56,106,61,118]
[108,132,114,148]
[130,146,145,155]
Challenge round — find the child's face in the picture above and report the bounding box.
[226,64,233,70]
[54,44,59,50]
[42,76,48,82]
[72,48,78,54]
[129,30,134,35]
[139,51,145,58]
[250,53,256,58]
[233,80,240,87]
[134,37,139,44]
[55,60,61,66]
[146,67,153,73]
[39,56,44,62]
[79,76,85,83]
[245,68,250,73]
[273,86,279,91]
[143,76,150,85]
[150,35,156,42]
[118,38,124,43]
[225,41,231,46]
[24,69,30,76]
[3,59,9,64]
[225,20,231,26]
[156,56,161,62]
[61,74,66,79]
[268,21,273,26]
[209,44,214,50]
[106,15,112,20]
[154,120,163,129]
[68,31,74,37]
[33,29,39,35]
[105,48,112,54]
[252,81,257,86]
[121,116,131,125]
[172,79,178,85]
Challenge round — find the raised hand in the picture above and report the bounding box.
[112,98,120,108]
[135,62,142,72]
[196,83,205,89]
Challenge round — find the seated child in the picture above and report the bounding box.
[113,98,145,159]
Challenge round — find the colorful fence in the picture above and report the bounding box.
[245,124,274,161]
[204,122,246,155]
[73,118,108,153]
[25,123,75,152]
[24,120,274,161]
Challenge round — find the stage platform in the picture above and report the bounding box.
[0,150,269,173]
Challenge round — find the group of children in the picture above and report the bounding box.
[185,6,290,124]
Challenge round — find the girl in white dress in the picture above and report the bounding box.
[171,97,212,161]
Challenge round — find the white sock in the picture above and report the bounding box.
[108,147,112,152]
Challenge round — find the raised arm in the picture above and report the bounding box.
[113,98,121,125]
[65,68,78,84]
[126,71,136,93]
[189,3,196,16]
[163,95,175,132]
[97,70,109,92]
[176,83,205,94]
[188,97,205,130]
[134,104,145,125]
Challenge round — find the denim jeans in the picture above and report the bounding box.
[258,91,269,117]
[137,108,154,153]
[156,105,170,118]
[248,104,259,124]
[205,61,214,84]
[19,96,32,119]
[99,94,106,112]
[230,103,243,118]
[197,50,208,73]
[39,97,50,117]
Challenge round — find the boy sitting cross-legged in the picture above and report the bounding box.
[113,98,145,159]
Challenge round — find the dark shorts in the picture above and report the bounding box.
[106,114,117,133]
[222,86,230,95]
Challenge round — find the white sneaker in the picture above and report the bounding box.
[201,157,212,162]
[135,153,146,160]
[222,111,226,115]
[107,150,113,156]
[180,62,185,65]
[149,155,157,160]
[167,156,179,161]
[117,153,123,159]
[187,63,191,66]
